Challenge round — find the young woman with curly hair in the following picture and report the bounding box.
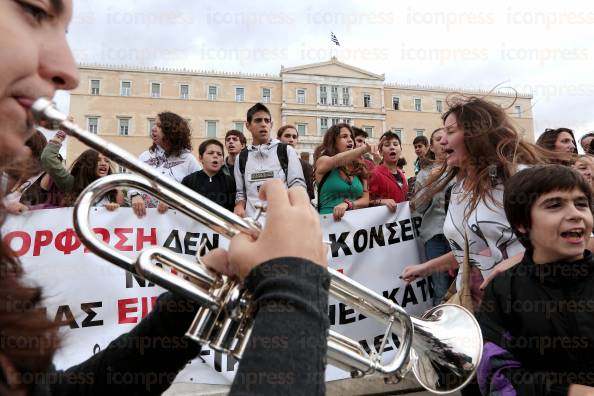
[314,123,374,221]
[128,111,201,217]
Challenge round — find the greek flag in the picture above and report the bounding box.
[331,32,340,46]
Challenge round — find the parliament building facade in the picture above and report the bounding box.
[68,57,534,174]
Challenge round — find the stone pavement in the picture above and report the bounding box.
[163,373,463,395]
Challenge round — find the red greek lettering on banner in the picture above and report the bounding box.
[136,227,157,250]
[33,230,53,256]
[84,228,110,253]
[117,296,159,324]
[117,298,138,324]
[55,228,82,255]
[114,228,134,251]
[3,231,31,257]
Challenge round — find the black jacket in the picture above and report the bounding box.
[29,258,329,395]
[181,169,236,212]
[476,250,594,395]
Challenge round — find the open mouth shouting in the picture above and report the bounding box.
[560,228,586,244]
[97,166,109,176]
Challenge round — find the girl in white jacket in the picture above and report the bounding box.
[128,112,201,217]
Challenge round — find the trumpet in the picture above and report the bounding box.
[32,98,483,394]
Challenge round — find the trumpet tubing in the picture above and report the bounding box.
[32,98,483,394]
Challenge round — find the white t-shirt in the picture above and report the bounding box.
[443,180,525,290]
[127,145,201,207]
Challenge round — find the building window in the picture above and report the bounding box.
[180,84,189,99]
[206,121,217,137]
[342,87,350,106]
[393,128,403,141]
[415,129,425,137]
[343,118,351,125]
[331,117,340,126]
[120,81,131,96]
[331,86,338,106]
[151,83,161,98]
[436,99,443,113]
[90,80,100,95]
[320,117,328,134]
[262,88,271,103]
[147,118,155,135]
[235,87,245,102]
[392,96,400,110]
[364,126,373,137]
[233,121,244,132]
[515,105,522,117]
[414,97,422,111]
[297,89,306,104]
[87,117,98,134]
[208,85,217,101]
[319,85,327,105]
[117,165,128,174]
[118,118,130,136]
[363,94,372,108]
[296,123,307,136]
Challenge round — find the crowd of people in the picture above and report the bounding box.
[1,0,594,395]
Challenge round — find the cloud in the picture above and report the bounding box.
[66,0,594,140]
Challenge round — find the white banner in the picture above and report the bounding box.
[3,203,432,384]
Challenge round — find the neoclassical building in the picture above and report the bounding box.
[68,57,534,174]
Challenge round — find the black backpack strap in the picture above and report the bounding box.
[238,148,249,176]
[238,148,249,200]
[316,171,331,213]
[276,143,289,177]
[444,184,454,214]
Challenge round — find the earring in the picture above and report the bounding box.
[488,165,498,187]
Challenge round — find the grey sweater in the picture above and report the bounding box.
[414,167,450,245]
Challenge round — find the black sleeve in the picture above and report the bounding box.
[302,161,315,200]
[476,280,570,396]
[51,292,202,396]
[230,258,330,396]
[226,174,237,212]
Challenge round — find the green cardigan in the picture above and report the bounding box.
[40,142,74,192]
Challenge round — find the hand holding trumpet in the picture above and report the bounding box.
[204,180,327,280]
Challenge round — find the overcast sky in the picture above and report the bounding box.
[61,0,594,144]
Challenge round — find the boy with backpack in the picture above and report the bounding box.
[234,103,305,218]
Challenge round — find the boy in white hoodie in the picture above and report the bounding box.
[234,103,306,218]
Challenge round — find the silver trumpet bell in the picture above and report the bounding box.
[32,98,482,394]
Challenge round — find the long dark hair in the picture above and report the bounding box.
[313,123,367,180]
[61,149,115,206]
[4,131,48,193]
[536,127,577,153]
[150,112,192,157]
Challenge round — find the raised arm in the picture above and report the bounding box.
[40,131,74,192]
[314,144,372,182]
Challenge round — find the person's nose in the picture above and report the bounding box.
[39,33,80,91]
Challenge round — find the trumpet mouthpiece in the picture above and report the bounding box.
[31,98,67,130]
